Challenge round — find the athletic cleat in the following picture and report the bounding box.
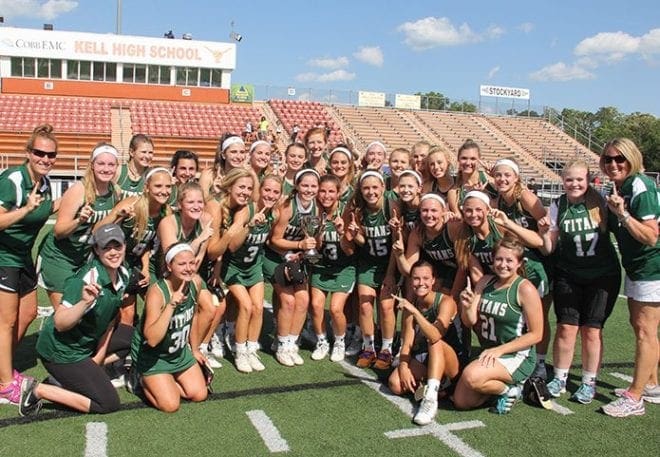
[546,378,567,398]
[210,334,225,359]
[290,345,304,366]
[18,377,42,417]
[200,345,222,369]
[571,383,595,404]
[373,349,393,370]
[356,350,377,368]
[110,374,126,389]
[248,351,266,372]
[345,330,362,356]
[275,348,294,367]
[311,340,330,361]
[614,384,660,404]
[489,385,521,415]
[330,341,345,362]
[234,351,253,373]
[413,396,438,425]
[602,391,645,417]
[0,379,21,405]
[12,369,26,385]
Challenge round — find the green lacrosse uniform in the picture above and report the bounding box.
[116,163,145,199]
[477,276,535,383]
[608,173,660,280]
[263,197,316,282]
[357,197,394,288]
[550,195,620,280]
[38,185,119,292]
[421,226,458,290]
[430,180,451,201]
[223,203,274,287]
[121,207,167,281]
[36,258,129,364]
[282,178,295,197]
[0,163,53,268]
[402,203,420,233]
[311,204,355,293]
[457,170,497,202]
[339,184,354,206]
[410,292,467,365]
[131,279,200,375]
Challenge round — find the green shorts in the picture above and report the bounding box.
[37,254,77,292]
[223,261,264,287]
[134,345,196,377]
[500,348,536,384]
[262,249,282,284]
[357,260,388,289]
[311,264,356,293]
[525,258,549,298]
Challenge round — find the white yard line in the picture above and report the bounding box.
[609,372,633,383]
[84,422,107,457]
[246,410,290,453]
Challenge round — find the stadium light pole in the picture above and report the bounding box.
[116,0,122,34]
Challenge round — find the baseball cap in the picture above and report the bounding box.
[91,223,125,248]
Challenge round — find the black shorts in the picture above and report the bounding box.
[0,265,38,295]
[552,271,620,328]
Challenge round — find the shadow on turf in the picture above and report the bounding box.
[0,378,363,429]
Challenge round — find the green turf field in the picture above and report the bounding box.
[0,226,657,457]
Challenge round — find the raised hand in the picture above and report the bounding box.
[25,183,44,212]
[78,203,94,223]
[170,279,189,309]
[392,294,415,314]
[605,186,626,216]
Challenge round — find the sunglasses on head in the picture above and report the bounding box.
[30,148,57,159]
[603,155,626,164]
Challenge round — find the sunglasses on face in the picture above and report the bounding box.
[603,155,626,164]
[30,148,57,159]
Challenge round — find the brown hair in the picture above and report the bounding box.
[26,124,58,152]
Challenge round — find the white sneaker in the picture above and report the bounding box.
[210,334,225,359]
[345,331,362,356]
[200,345,222,368]
[311,340,330,360]
[414,396,438,425]
[330,341,345,362]
[248,351,266,372]
[234,351,253,373]
[110,375,126,389]
[276,348,294,367]
[290,345,304,366]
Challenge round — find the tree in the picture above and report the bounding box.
[448,101,477,112]
[416,91,449,111]
[517,110,540,117]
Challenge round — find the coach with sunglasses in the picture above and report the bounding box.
[0,124,60,405]
[600,138,660,418]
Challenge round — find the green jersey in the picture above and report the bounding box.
[313,203,354,276]
[36,257,129,363]
[477,276,532,354]
[0,163,53,267]
[550,194,620,279]
[117,163,145,199]
[609,173,660,280]
[358,197,393,264]
[470,218,502,275]
[411,292,466,363]
[121,207,167,268]
[421,225,458,288]
[131,279,200,375]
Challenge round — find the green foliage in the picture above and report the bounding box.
[415,91,449,110]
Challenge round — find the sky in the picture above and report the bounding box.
[1,0,659,116]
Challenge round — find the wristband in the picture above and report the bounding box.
[619,211,631,224]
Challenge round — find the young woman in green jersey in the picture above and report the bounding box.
[396,170,423,236]
[491,158,552,379]
[130,243,213,413]
[454,237,543,415]
[308,175,355,362]
[540,160,621,405]
[411,141,431,182]
[220,175,282,372]
[385,148,411,192]
[343,170,400,370]
[422,146,454,200]
[361,141,387,173]
[205,168,258,367]
[38,143,120,311]
[267,168,320,367]
[0,124,59,404]
[305,127,329,175]
[447,140,496,216]
[328,145,356,205]
[168,149,199,210]
[600,138,660,417]
[198,134,248,200]
[389,260,467,425]
[97,167,172,325]
[115,134,154,199]
[248,140,273,181]
[281,142,307,197]
[20,224,132,415]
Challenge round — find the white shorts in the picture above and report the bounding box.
[498,351,529,377]
[624,276,660,303]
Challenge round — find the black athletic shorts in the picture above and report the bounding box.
[0,265,38,295]
[552,271,620,328]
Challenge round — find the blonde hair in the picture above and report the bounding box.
[563,159,607,232]
[600,137,644,176]
[132,168,171,240]
[83,142,119,205]
[217,168,255,233]
[26,124,58,152]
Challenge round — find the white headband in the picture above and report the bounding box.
[294,168,320,184]
[165,243,194,264]
[462,190,491,207]
[399,170,422,186]
[493,159,520,175]
[329,147,353,160]
[144,167,171,181]
[420,193,446,207]
[250,140,271,154]
[359,170,385,184]
[91,144,118,161]
[366,141,386,153]
[221,136,245,152]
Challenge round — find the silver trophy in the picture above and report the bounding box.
[300,214,324,264]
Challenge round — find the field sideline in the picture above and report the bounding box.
[0,231,657,457]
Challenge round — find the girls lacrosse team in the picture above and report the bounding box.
[3,124,657,422]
